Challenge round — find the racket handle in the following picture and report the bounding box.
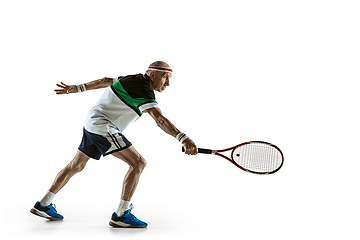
[182,147,214,154]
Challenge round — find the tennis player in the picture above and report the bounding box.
[30,61,198,228]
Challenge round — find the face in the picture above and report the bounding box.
[150,71,172,92]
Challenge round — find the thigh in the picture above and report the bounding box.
[111,146,145,166]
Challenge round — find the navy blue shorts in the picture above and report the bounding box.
[78,128,132,160]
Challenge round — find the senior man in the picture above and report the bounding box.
[30,61,198,228]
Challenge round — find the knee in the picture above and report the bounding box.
[67,163,86,173]
[74,163,86,173]
[131,156,147,173]
[68,158,88,173]
[141,158,147,171]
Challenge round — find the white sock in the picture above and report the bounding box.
[116,199,131,216]
[40,190,56,206]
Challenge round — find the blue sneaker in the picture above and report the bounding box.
[30,201,64,221]
[109,204,147,228]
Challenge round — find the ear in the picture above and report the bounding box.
[149,71,155,81]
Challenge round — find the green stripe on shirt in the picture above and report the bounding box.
[112,81,157,116]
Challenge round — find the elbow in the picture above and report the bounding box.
[100,77,112,87]
[101,77,110,83]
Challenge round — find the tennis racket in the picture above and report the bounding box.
[182,141,284,174]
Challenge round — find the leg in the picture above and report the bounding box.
[31,150,90,221]
[110,146,148,228]
[49,150,90,194]
[111,146,147,201]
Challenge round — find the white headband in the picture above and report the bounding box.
[148,66,173,73]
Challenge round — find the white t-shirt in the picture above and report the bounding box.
[84,74,159,136]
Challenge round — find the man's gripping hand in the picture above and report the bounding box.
[182,138,198,155]
[54,82,77,94]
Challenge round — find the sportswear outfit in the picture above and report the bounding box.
[79,73,159,160]
[31,73,158,227]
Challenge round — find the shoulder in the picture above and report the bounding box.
[118,74,149,85]
[120,74,155,100]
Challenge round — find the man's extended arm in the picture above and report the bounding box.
[54,77,114,95]
[146,107,198,155]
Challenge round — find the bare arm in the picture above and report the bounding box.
[54,77,114,94]
[146,107,198,155]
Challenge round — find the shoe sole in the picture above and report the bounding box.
[109,220,147,228]
[30,208,63,221]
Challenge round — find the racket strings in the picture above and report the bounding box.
[234,143,282,173]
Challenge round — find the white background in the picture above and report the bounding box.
[1,0,359,239]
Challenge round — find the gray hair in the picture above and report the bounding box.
[145,61,170,76]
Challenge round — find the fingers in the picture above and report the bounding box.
[185,147,198,155]
[184,143,198,155]
[56,82,68,88]
[59,82,68,87]
[54,86,67,94]
[54,89,66,94]
[54,82,70,94]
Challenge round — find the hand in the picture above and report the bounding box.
[182,138,198,155]
[54,82,77,94]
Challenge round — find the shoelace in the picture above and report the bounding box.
[49,203,62,217]
[128,203,134,211]
[50,203,58,212]
[125,204,139,221]
[128,213,137,220]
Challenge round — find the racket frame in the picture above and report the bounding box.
[183,141,284,175]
